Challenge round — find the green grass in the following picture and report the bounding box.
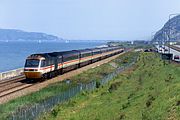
[41,52,180,120]
[0,51,138,120]
[69,63,115,83]
[0,81,73,119]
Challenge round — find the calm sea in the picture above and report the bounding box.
[0,41,106,72]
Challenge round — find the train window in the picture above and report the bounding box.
[46,60,49,66]
[50,59,52,65]
[81,52,91,58]
[101,50,106,53]
[63,55,78,62]
[50,59,54,65]
[58,57,62,63]
[46,59,53,66]
[93,50,101,55]
[41,60,46,67]
[57,58,61,63]
[25,59,40,67]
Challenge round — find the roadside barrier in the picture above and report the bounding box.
[0,68,24,81]
[8,57,138,120]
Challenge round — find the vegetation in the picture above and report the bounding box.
[107,41,154,50]
[0,51,138,119]
[42,52,180,120]
[0,82,73,119]
[70,52,138,84]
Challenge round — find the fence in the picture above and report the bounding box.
[9,61,137,120]
[0,68,24,81]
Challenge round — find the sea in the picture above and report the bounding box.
[0,40,107,72]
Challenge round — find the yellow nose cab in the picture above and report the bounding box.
[24,55,42,79]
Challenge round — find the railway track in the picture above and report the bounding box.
[0,51,128,104]
[0,82,27,93]
[170,45,180,52]
[0,84,34,98]
[0,75,25,87]
[0,75,32,98]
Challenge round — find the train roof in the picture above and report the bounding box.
[27,53,52,59]
[27,46,123,59]
[100,47,109,50]
[28,50,79,59]
[78,49,92,53]
[91,47,102,52]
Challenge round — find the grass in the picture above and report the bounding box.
[41,52,180,120]
[0,81,73,119]
[69,52,139,84]
[0,51,138,120]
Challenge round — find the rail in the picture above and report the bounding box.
[170,45,180,52]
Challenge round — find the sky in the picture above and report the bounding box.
[0,0,180,40]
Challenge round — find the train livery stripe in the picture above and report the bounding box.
[26,49,122,71]
[58,64,63,67]
[80,56,92,60]
[80,56,92,62]
[40,65,55,70]
[24,68,38,70]
[24,48,124,78]
[92,54,102,59]
[63,59,79,68]
[63,59,79,64]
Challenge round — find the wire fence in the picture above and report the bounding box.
[8,59,137,120]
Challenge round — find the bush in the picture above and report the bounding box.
[96,81,101,88]
[108,81,122,93]
[146,95,155,108]
[51,106,62,117]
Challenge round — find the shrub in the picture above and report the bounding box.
[96,81,101,88]
[108,81,122,93]
[146,95,155,108]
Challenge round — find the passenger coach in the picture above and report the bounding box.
[24,46,124,80]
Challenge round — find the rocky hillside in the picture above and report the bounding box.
[0,29,61,41]
[153,15,180,42]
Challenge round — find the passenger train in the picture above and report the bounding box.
[24,46,124,79]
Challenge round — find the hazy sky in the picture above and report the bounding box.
[0,0,180,40]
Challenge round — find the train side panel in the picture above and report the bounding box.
[24,47,124,79]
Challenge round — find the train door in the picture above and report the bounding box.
[54,57,58,70]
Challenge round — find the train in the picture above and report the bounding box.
[24,46,124,79]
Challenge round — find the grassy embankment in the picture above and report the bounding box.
[42,52,180,120]
[0,51,138,119]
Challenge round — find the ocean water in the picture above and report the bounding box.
[0,41,106,72]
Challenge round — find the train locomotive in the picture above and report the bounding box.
[24,46,124,79]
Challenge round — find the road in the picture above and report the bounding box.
[156,45,180,61]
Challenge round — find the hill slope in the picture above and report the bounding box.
[153,15,180,42]
[0,29,61,41]
[42,53,180,120]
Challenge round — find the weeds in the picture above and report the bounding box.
[146,95,155,108]
[108,81,122,93]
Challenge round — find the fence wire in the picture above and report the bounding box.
[9,60,137,120]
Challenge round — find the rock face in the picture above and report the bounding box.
[153,15,180,42]
[0,29,61,41]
